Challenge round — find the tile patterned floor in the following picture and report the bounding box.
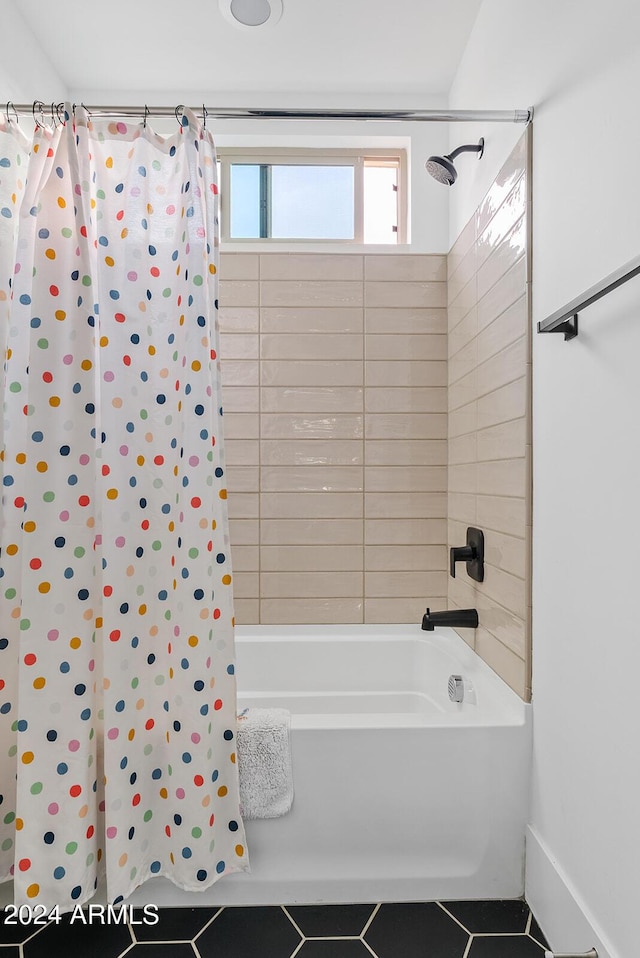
[1,900,550,957]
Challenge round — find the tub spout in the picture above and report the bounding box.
[421,608,479,631]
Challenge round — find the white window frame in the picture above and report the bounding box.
[217,148,407,245]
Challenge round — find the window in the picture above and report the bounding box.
[218,149,407,244]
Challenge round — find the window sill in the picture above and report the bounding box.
[220,242,411,254]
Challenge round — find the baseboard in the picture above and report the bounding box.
[525,825,616,958]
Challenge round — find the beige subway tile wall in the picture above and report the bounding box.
[220,251,448,626]
[447,130,532,700]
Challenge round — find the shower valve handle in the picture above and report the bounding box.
[450,545,475,577]
[449,527,485,582]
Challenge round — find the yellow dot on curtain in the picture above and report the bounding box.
[209,264,216,274]
[137,455,145,466]
[219,489,227,500]
[191,360,201,371]
[15,818,23,830]
[105,156,113,168]
[100,336,109,347]
[57,197,66,208]
[45,248,56,260]
[70,637,81,649]
[81,359,92,370]
[106,489,118,500]
[36,462,47,473]
[55,310,66,321]
[221,575,231,585]
[21,752,34,764]
[24,522,37,533]
[105,256,115,267]
[188,636,198,647]
[26,884,40,899]
[16,453,26,464]
[49,397,60,407]
[38,582,50,594]
[217,786,227,797]
[235,845,245,857]
[33,677,46,690]
[96,616,103,629]
[121,228,128,239]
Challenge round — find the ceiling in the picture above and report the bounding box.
[15,0,484,98]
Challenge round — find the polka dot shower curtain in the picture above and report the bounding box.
[0,106,248,910]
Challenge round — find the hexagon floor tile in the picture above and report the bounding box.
[0,900,551,957]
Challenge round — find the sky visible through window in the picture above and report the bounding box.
[228,161,398,242]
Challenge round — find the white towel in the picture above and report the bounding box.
[236,707,294,820]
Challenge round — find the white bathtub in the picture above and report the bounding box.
[129,622,531,907]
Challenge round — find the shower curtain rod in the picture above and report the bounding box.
[7,103,533,123]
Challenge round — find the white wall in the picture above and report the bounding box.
[451,3,640,957]
[1,0,67,103]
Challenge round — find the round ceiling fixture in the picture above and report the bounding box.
[219,0,283,29]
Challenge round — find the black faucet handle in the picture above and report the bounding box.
[450,545,475,578]
[449,527,485,582]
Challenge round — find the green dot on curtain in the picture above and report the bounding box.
[74,546,85,557]
[144,810,153,822]
[154,675,165,685]
[152,160,161,171]
[30,782,43,795]
[164,611,171,621]
[152,540,161,551]
[96,189,105,200]
[43,491,55,502]
[140,409,148,420]
[191,827,202,838]
[193,275,203,286]
[5,588,16,599]
[1,839,13,851]
[37,338,48,349]
[61,227,72,238]
[152,479,163,489]
[188,548,198,559]
[86,853,94,867]
[65,842,78,855]
[143,745,152,756]
[19,619,30,631]
[3,813,15,825]
[82,275,91,286]
[162,288,171,298]
[172,351,178,361]
[8,746,17,757]
[9,382,21,392]
[131,677,139,689]
[25,405,35,416]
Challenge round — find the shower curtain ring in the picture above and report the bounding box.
[202,103,207,129]
[32,100,46,130]
[6,101,18,124]
[50,102,63,127]
[143,104,150,128]
[175,104,186,129]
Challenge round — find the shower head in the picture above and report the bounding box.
[426,138,484,186]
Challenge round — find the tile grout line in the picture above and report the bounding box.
[362,256,366,623]
[257,253,262,624]
[436,901,472,935]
